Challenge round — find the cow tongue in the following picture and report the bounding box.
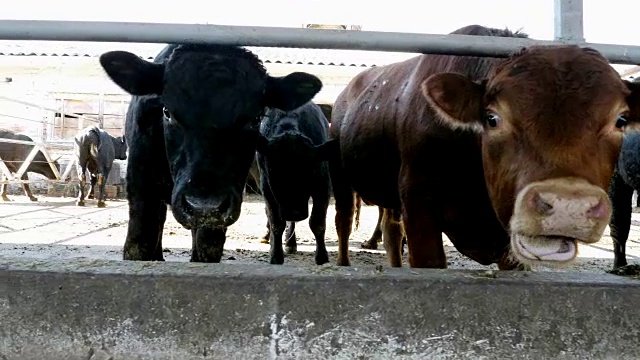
[514,234,577,262]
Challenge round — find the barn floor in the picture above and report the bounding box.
[0,193,639,274]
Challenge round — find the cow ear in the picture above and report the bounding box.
[99,51,164,96]
[421,73,486,133]
[313,139,338,161]
[265,72,323,111]
[256,135,269,155]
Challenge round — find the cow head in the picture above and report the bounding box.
[422,45,640,267]
[99,45,321,229]
[112,135,128,161]
[256,109,335,221]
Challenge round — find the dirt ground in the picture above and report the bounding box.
[1,193,640,274]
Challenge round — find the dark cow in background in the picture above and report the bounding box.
[99,44,321,262]
[74,125,127,208]
[246,105,331,196]
[330,24,640,269]
[609,128,640,269]
[255,101,404,256]
[0,130,60,201]
[256,101,334,265]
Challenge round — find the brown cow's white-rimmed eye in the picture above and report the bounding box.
[484,111,501,128]
[615,115,628,129]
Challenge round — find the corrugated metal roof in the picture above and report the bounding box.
[0,40,633,74]
[0,40,419,67]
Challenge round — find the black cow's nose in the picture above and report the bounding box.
[184,195,230,216]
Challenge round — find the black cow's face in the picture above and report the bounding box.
[99,45,322,229]
[113,136,128,160]
[257,133,335,222]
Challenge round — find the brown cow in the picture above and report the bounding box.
[329,24,640,269]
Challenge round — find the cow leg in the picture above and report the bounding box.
[268,214,286,264]
[154,203,167,261]
[87,174,97,199]
[400,167,446,268]
[284,222,297,254]
[17,172,37,201]
[1,163,18,202]
[381,208,404,267]
[75,164,87,206]
[402,203,446,268]
[636,190,640,208]
[96,172,107,208]
[191,226,227,263]
[309,189,330,265]
[1,176,10,202]
[260,206,270,244]
[609,171,634,269]
[261,178,287,264]
[329,157,355,267]
[362,206,384,249]
[22,187,37,202]
[124,197,167,261]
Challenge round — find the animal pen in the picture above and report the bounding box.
[2,0,640,359]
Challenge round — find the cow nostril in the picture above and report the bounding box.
[528,191,553,215]
[586,199,608,220]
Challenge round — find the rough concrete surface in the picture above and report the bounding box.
[1,259,640,360]
[1,194,640,273]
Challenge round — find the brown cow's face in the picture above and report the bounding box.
[421,45,640,268]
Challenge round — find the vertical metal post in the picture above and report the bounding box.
[98,92,105,129]
[554,0,585,42]
[60,97,66,139]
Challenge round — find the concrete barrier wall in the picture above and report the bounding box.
[1,257,640,360]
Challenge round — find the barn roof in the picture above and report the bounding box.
[0,40,633,75]
[0,40,419,68]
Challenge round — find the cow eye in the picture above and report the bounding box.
[162,107,172,121]
[485,111,500,128]
[615,115,628,129]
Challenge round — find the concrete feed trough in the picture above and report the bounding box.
[1,258,640,359]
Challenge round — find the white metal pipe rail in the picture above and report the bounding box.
[0,95,100,124]
[0,19,639,65]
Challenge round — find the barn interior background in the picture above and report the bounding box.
[2,0,640,198]
[0,23,425,197]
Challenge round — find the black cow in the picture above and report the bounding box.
[245,159,262,194]
[609,129,640,269]
[256,101,335,265]
[74,125,127,207]
[98,44,321,262]
[0,130,60,201]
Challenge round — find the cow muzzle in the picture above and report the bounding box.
[175,194,240,228]
[509,177,610,266]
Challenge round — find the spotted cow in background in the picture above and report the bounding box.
[74,125,127,208]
